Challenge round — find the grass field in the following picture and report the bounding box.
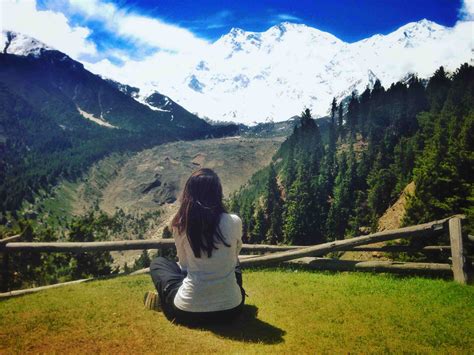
[1,269,473,353]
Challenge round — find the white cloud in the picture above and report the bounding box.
[459,0,474,20]
[0,0,97,59]
[67,0,209,55]
[203,10,232,29]
[85,49,196,97]
[63,0,213,98]
[275,14,302,22]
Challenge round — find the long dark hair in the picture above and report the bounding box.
[171,168,229,258]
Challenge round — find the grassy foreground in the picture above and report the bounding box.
[1,269,473,354]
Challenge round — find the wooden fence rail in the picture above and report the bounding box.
[237,216,451,267]
[0,215,470,297]
[0,240,454,253]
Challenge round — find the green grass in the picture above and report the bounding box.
[1,269,473,353]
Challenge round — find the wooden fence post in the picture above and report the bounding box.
[0,234,22,292]
[1,251,9,292]
[449,217,468,284]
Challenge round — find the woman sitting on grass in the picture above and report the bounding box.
[145,168,245,325]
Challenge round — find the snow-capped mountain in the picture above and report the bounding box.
[0,30,222,135]
[6,19,471,125]
[1,31,52,57]
[119,19,472,124]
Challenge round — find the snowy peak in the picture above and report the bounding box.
[228,27,246,37]
[265,22,305,39]
[62,17,470,124]
[396,18,446,35]
[2,31,52,57]
[265,22,342,44]
[357,19,448,48]
[217,27,249,45]
[214,27,260,54]
[388,19,447,46]
[214,22,343,55]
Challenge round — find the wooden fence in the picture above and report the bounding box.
[0,215,472,297]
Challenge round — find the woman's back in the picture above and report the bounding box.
[149,168,245,324]
[173,213,243,312]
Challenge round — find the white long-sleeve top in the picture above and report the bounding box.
[173,213,243,312]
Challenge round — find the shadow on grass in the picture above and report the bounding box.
[181,305,286,344]
[250,260,454,280]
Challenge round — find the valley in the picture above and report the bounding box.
[1,3,473,353]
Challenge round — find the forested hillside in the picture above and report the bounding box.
[0,41,237,219]
[230,64,473,245]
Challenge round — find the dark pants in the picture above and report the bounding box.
[149,256,245,325]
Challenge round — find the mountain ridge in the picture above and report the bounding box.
[105,19,470,124]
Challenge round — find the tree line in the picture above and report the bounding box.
[0,208,166,291]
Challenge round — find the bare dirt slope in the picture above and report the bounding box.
[377,182,415,232]
[341,182,415,261]
[100,136,283,217]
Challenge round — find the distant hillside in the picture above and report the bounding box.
[239,116,331,139]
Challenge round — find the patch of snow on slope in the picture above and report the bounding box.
[134,96,171,112]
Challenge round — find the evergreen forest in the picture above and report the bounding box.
[229,64,473,245]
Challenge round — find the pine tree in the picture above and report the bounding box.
[162,226,172,239]
[347,91,359,137]
[134,250,151,270]
[283,164,314,245]
[264,163,283,244]
[406,76,428,134]
[242,202,255,242]
[358,87,371,137]
[326,152,350,240]
[405,65,473,225]
[229,63,473,248]
[284,148,297,191]
[338,102,344,138]
[251,205,267,243]
[330,97,337,127]
[426,66,451,113]
[68,214,113,279]
[328,98,338,180]
[367,79,386,138]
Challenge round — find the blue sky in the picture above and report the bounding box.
[39,0,460,43]
[4,0,469,65]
